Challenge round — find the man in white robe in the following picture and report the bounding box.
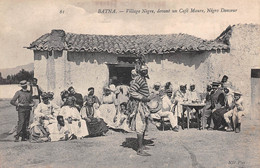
[59,96,89,138]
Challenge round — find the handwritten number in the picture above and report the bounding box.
[60,10,64,14]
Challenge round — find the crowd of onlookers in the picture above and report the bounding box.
[9,73,244,143]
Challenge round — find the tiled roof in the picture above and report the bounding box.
[28,30,229,55]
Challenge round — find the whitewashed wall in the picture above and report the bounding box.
[33,24,259,118]
[146,52,211,94]
[206,24,260,116]
[0,84,20,99]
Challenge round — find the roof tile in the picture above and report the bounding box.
[28,30,229,54]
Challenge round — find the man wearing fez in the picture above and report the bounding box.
[68,86,83,111]
[129,65,151,156]
[10,80,34,142]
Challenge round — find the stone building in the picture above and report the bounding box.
[27,24,260,119]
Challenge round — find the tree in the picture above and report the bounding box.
[0,69,34,84]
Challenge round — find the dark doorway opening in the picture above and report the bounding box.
[108,64,135,86]
[251,69,260,120]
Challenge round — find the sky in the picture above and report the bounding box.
[0,0,259,69]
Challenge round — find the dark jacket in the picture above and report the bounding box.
[210,89,225,110]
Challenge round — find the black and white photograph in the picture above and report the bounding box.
[0,0,259,167]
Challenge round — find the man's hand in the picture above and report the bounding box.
[129,113,135,118]
[85,117,91,122]
[18,103,24,107]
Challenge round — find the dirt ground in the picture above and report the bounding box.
[0,100,259,168]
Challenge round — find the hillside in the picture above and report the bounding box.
[0,63,34,78]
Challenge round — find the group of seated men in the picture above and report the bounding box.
[10,80,111,142]
[147,75,244,133]
[10,74,244,142]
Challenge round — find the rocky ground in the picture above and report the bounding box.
[0,100,259,168]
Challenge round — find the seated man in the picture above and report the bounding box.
[211,87,230,130]
[187,84,200,103]
[114,102,132,132]
[186,84,200,119]
[48,115,70,141]
[33,92,60,132]
[68,86,84,111]
[173,84,188,119]
[157,88,178,132]
[207,82,225,130]
[151,82,164,97]
[80,88,108,136]
[29,116,50,143]
[59,96,89,139]
[224,91,244,133]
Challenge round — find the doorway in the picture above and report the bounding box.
[251,69,260,120]
[108,64,135,86]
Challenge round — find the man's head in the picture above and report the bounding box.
[221,75,228,83]
[190,84,195,91]
[67,96,76,106]
[47,92,54,100]
[224,88,229,94]
[61,90,69,100]
[68,86,75,94]
[104,87,111,95]
[234,91,242,101]
[165,82,172,90]
[211,82,220,92]
[19,80,28,90]
[180,85,186,93]
[41,92,49,104]
[139,65,149,78]
[207,85,212,92]
[57,115,65,126]
[166,88,173,98]
[88,87,94,95]
[154,82,161,91]
[32,78,38,85]
[120,102,127,111]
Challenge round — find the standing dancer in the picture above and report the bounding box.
[129,65,151,156]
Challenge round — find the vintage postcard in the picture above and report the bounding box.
[0,0,259,167]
